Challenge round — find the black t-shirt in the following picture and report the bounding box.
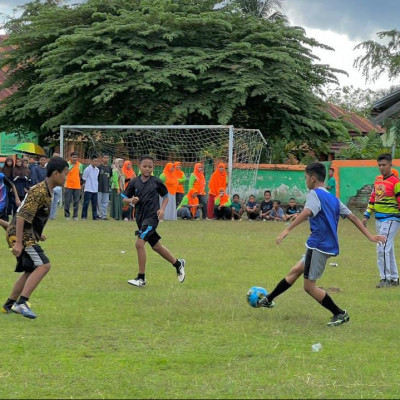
[286,205,302,215]
[98,164,113,193]
[260,200,273,213]
[124,175,168,228]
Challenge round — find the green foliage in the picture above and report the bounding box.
[0,0,346,150]
[337,131,388,160]
[354,29,400,82]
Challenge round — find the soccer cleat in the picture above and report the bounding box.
[127,277,146,287]
[389,278,399,287]
[258,297,276,308]
[11,302,37,319]
[1,305,12,314]
[177,259,186,283]
[327,310,350,327]
[376,279,390,288]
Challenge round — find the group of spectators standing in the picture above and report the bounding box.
[2,151,307,224]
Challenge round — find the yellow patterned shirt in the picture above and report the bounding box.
[6,180,52,247]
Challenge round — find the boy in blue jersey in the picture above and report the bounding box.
[258,162,386,326]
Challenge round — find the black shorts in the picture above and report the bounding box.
[15,244,50,273]
[135,225,161,248]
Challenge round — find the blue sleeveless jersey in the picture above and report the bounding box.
[306,188,340,255]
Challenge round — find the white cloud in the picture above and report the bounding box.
[304,26,392,91]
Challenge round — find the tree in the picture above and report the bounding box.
[0,0,347,152]
[323,85,398,118]
[354,29,400,82]
[232,0,287,21]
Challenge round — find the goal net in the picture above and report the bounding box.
[59,125,267,199]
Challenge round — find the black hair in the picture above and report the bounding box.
[249,194,255,198]
[102,153,109,157]
[139,154,154,163]
[289,197,296,201]
[329,167,334,172]
[305,162,326,182]
[47,156,69,177]
[233,194,240,198]
[264,190,271,195]
[39,155,47,159]
[91,154,98,160]
[273,200,281,205]
[70,151,78,157]
[377,153,392,163]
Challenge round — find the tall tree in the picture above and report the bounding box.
[354,29,400,82]
[232,0,287,21]
[0,0,347,151]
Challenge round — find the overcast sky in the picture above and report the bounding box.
[0,0,397,90]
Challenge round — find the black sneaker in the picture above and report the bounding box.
[258,297,276,308]
[327,310,350,327]
[376,279,390,288]
[389,279,399,287]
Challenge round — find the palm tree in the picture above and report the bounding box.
[234,0,287,21]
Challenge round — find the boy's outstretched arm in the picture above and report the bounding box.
[276,208,312,245]
[346,213,386,244]
[0,219,8,230]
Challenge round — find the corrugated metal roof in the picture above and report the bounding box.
[372,87,400,114]
[326,103,385,134]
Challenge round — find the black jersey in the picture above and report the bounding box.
[124,175,168,228]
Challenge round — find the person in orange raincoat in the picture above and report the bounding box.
[188,163,207,219]
[122,160,136,220]
[159,162,178,220]
[177,188,200,220]
[207,162,228,219]
[214,188,232,220]
[174,161,186,208]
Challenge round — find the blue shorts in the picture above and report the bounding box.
[135,225,161,247]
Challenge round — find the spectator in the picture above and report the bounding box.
[174,161,186,207]
[214,188,232,220]
[110,158,124,220]
[49,152,62,220]
[31,156,47,185]
[122,160,136,221]
[259,190,273,221]
[64,151,83,221]
[0,172,20,222]
[245,195,259,220]
[231,194,244,221]
[2,156,15,218]
[81,155,100,220]
[284,198,302,222]
[159,162,178,221]
[270,200,285,221]
[97,154,113,220]
[326,167,336,196]
[207,163,227,219]
[177,188,200,220]
[12,158,30,212]
[189,163,207,219]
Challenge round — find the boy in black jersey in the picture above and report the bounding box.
[123,155,185,287]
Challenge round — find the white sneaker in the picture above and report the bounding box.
[127,277,146,287]
[177,259,186,283]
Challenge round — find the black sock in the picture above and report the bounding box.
[3,298,16,309]
[268,278,292,301]
[17,296,29,305]
[138,273,145,280]
[320,293,343,315]
[173,259,181,270]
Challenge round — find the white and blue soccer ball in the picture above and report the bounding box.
[247,286,268,308]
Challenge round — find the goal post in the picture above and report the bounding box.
[59,125,267,198]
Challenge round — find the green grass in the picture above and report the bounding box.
[1,214,400,399]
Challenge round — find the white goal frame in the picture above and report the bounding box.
[59,124,267,195]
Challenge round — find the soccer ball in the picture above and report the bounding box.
[247,286,268,308]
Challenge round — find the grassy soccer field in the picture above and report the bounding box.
[1,215,400,399]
